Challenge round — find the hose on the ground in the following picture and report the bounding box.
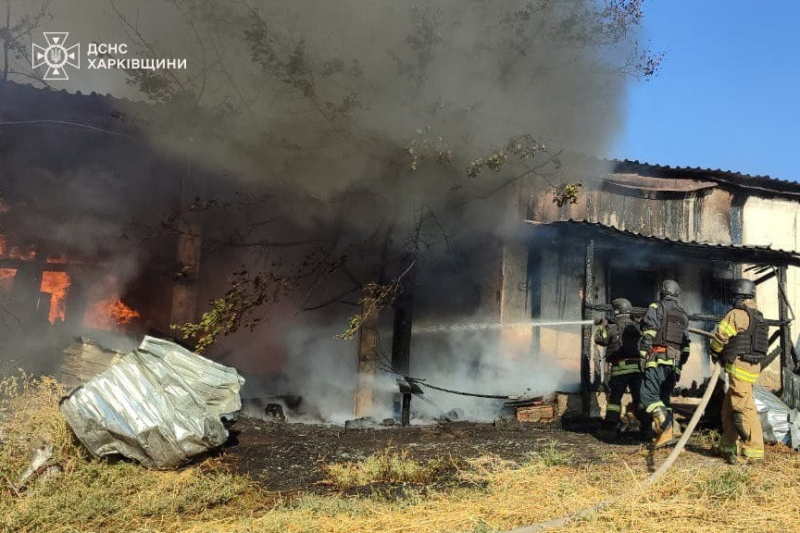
[503,360,723,533]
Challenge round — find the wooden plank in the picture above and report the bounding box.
[516,404,554,423]
[354,298,379,418]
[58,339,124,387]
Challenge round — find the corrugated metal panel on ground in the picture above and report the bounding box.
[60,336,244,470]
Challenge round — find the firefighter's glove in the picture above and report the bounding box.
[638,335,653,355]
[593,317,607,326]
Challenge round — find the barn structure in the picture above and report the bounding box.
[459,161,800,416]
[3,81,800,420]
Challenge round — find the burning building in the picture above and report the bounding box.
[0,82,189,375]
[446,161,800,417]
[3,77,800,424]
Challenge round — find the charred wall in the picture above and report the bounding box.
[527,178,735,244]
[0,84,191,375]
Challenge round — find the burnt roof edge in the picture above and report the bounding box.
[525,219,800,267]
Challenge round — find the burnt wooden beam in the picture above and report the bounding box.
[777,267,794,370]
[754,270,777,286]
[401,393,411,427]
[391,266,415,377]
[0,259,69,272]
[761,346,784,372]
[769,329,781,347]
[581,239,595,412]
[169,162,203,331]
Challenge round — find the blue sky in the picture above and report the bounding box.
[610,1,800,181]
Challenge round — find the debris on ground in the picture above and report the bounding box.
[345,416,379,430]
[58,338,125,391]
[240,394,309,422]
[14,440,55,490]
[264,403,286,422]
[59,336,244,470]
[15,442,52,486]
[754,384,800,448]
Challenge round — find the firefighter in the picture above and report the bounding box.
[639,280,690,448]
[594,298,643,439]
[710,278,768,464]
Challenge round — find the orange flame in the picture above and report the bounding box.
[9,245,36,261]
[83,297,140,330]
[12,249,36,261]
[0,236,37,261]
[46,253,68,264]
[40,271,71,323]
[0,268,15,292]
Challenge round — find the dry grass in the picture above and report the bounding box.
[0,373,266,533]
[322,448,452,490]
[3,373,800,533]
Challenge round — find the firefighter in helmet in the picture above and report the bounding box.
[710,278,768,464]
[639,280,691,448]
[594,297,643,439]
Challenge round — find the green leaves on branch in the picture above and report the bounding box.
[467,134,545,178]
[171,271,275,353]
[553,182,583,207]
[336,280,402,341]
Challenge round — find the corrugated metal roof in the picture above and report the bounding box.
[608,159,800,195]
[526,219,800,265]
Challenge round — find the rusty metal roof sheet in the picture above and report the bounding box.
[608,159,800,197]
[526,219,800,266]
[605,173,718,193]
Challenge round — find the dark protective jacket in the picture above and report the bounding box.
[641,295,690,363]
[594,315,641,362]
[711,301,769,365]
[594,315,642,377]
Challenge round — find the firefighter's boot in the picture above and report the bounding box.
[724,452,740,465]
[651,406,675,448]
[672,418,683,439]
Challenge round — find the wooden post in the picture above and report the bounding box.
[354,297,379,418]
[170,161,202,331]
[581,239,597,416]
[391,271,415,423]
[170,223,201,327]
[776,265,799,408]
[391,271,415,376]
[778,266,791,370]
[499,241,532,364]
[401,393,411,426]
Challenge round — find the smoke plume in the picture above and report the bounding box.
[2,0,647,420]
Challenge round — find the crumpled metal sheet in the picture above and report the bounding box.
[753,384,800,449]
[60,336,244,469]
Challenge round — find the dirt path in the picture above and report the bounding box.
[221,418,647,493]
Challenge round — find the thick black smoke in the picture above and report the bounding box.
[3,0,648,418]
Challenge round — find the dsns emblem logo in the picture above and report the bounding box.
[32,32,80,81]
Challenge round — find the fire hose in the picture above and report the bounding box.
[502,328,722,533]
